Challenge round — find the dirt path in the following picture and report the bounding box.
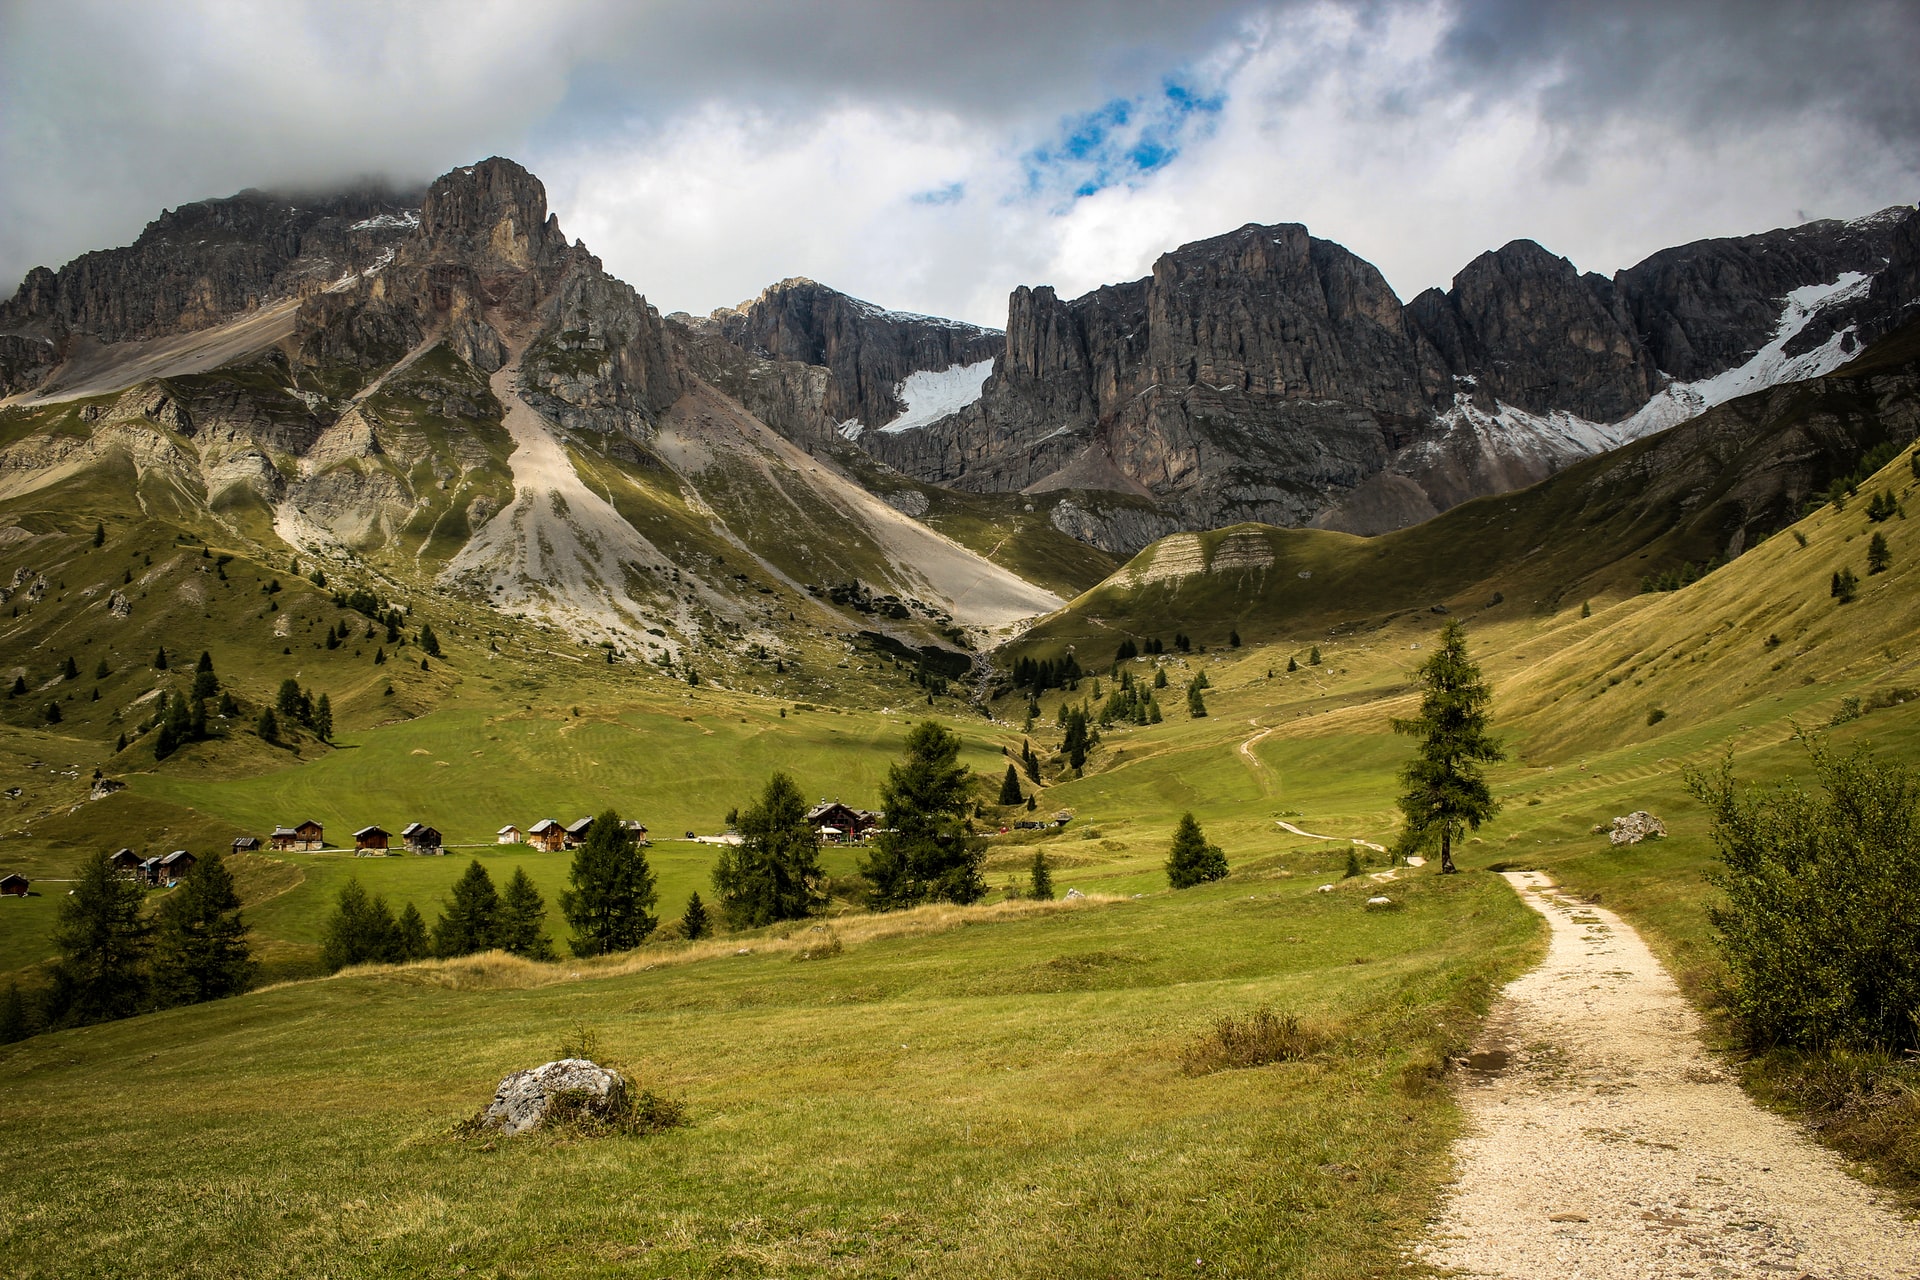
[1273,818,1388,854]
[1417,872,1920,1279]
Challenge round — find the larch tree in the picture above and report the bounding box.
[48,851,151,1025]
[860,720,985,909]
[560,809,658,955]
[1392,619,1504,874]
[152,851,254,1005]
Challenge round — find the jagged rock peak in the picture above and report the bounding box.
[416,157,569,274]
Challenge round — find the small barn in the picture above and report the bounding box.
[0,872,27,897]
[353,825,391,853]
[108,848,144,879]
[158,850,196,885]
[497,824,522,845]
[563,817,595,849]
[807,801,873,843]
[401,822,443,854]
[139,856,163,886]
[622,819,650,845]
[527,819,564,852]
[271,821,324,852]
[231,836,260,853]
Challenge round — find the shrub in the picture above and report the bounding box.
[1689,744,1920,1052]
[1831,567,1859,603]
[1179,1006,1318,1075]
[1647,708,1667,725]
[1867,531,1890,575]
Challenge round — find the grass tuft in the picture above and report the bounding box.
[1180,1005,1321,1076]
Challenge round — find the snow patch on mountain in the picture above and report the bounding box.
[879,358,996,434]
[349,211,421,233]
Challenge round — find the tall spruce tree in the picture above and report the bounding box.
[320,879,400,971]
[1029,850,1055,901]
[681,890,712,941]
[393,902,430,960]
[0,981,30,1043]
[560,809,658,955]
[313,693,333,742]
[1166,812,1229,888]
[713,771,826,928]
[432,859,502,957]
[496,866,556,960]
[997,764,1023,806]
[1392,619,1504,874]
[48,851,151,1025]
[860,720,986,909]
[191,652,217,701]
[151,852,253,1005]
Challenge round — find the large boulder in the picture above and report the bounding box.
[1608,811,1667,846]
[479,1058,629,1136]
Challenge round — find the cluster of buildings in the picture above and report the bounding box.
[804,800,882,844]
[108,847,198,887]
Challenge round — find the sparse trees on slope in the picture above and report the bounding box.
[860,720,986,909]
[561,808,658,955]
[1166,812,1228,888]
[152,852,254,1006]
[48,852,151,1025]
[496,867,556,960]
[998,764,1023,806]
[432,860,502,958]
[713,771,825,928]
[1392,620,1503,874]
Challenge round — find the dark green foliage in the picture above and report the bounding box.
[91,521,104,547]
[153,688,193,759]
[1647,707,1668,726]
[43,700,60,725]
[0,981,31,1043]
[385,903,425,961]
[1166,812,1228,888]
[1061,707,1092,770]
[115,731,127,752]
[48,852,150,1025]
[60,655,77,680]
[419,623,441,657]
[561,809,659,956]
[1912,449,1920,480]
[191,656,217,701]
[373,646,385,665]
[8,675,24,697]
[152,852,254,1006]
[495,867,556,960]
[860,720,986,909]
[1690,745,1920,1053]
[1009,651,1082,695]
[320,879,403,971]
[1308,646,1321,665]
[1186,680,1208,718]
[1867,532,1891,574]
[94,657,110,680]
[1229,630,1241,648]
[276,678,312,725]
[1640,557,1723,593]
[1022,738,1040,782]
[153,647,167,670]
[255,706,279,742]
[1286,655,1298,672]
[713,772,825,928]
[308,568,327,588]
[216,691,238,717]
[1026,794,1036,811]
[681,890,711,941]
[1029,850,1054,901]
[1392,620,1503,874]
[1865,490,1899,522]
[1114,638,1138,662]
[1832,567,1859,602]
[1153,665,1168,689]
[1344,849,1362,878]
[998,764,1023,806]
[432,860,502,958]
[1580,600,1592,619]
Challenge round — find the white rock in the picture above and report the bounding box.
[1317,884,1334,893]
[479,1058,628,1136]
[1608,811,1667,846]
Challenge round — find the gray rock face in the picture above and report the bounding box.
[480,1058,629,1135]
[1609,812,1667,846]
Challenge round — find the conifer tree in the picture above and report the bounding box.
[61,655,78,680]
[432,860,502,957]
[154,647,168,670]
[48,851,150,1025]
[1287,655,1299,672]
[0,981,30,1043]
[1061,707,1092,771]
[860,720,986,909]
[94,657,110,680]
[418,623,441,657]
[313,693,333,742]
[1867,531,1891,575]
[9,674,24,696]
[1029,850,1054,901]
[44,700,61,725]
[191,653,217,701]
[1392,619,1503,874]
[561,809,658,955]
[998,763,1023,806]
[92,521,105,547]
[255,706,279,742]
[152,852,253,1005]
[1166,813,1228,888]
[320,879,400,971]
[496,867,556,960]
[1308,645,1322,665]
[713,771,825,927]
[393,903,431,961]
[681,890,711,941]
[1187,681,1208,718]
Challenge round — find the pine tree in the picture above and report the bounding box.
[151,852,253,1006]
[681,890,712,941]
[560,809,658,955]
[432,860,502,957]
[154,647,168,670]
[1061,707,1092,770]
[1831,567,1859,603]
[1187,681,1208,718]
[1229,630,1241,648]
[1392,619,1504,874]
[191,653,217,701]
[393,903,431,961]
[91,521,105,547]
[276,678,309,724]
[1867,531,1891,575]
[997,763,1023,806]
[255,707,279,742]
[1153,666,1168,689]
[8,675,24,697]
[94,657,110,680]
[418,623,441,657]
[61,655,78,680]
[0,981,30,1043]
[320,879,400,971]
[1287,655,1299,672]
[1580,600,1592,619]
[1026,794,1037,811]
[1308,646,1322,665]
[860,721,986,909]
[712,771,826,928]
[47,851,150,1025]
[313,693,333,742]
[44,700,61,725]
[1166,813,1228,888]
[1029,850,1054,901]
[496,866,556,960]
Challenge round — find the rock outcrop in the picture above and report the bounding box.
[478,1059,630,1136]
[1609,812,1667,846]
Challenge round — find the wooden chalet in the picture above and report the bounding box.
[497,824,522,845]
[527,819,564,852]
[805,801,876,843]
[231,836,260,853]
[401,822,443,854]
[0,872,27,897]
[157,850,196,885]
[353,825,391,853]
[622,819,650,845]
[563,817,594,849]
[271,821,325,852]
[108,847,144,879]
[139,856,162,885]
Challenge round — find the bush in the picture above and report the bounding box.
[1689,744,1920,1052]
[1179,1006,1318,1075]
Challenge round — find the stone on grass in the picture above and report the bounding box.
[1366,895,1393,908]
[1316,884,1334,893]
[1064,887,1086,900]
[1608,811,1666,846]
[479,1058,629,1136]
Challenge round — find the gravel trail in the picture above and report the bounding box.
[1417,871,1919,1279]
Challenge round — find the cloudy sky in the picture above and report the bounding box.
[3,0,1916,326]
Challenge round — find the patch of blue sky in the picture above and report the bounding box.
[1020,79,1224,208]
[910,181,966,207]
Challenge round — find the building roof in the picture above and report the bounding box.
[271,827,300,838]
[527,818,560,834]
[231,836,259,849]
[160,850,194,865]
[353,825,389,839]
[498,824,520,835]
[140,857,161,868]
[110,847,141,861]
[401,821,432,837]
[294,819,323,830]
[0,872,28,885]
[565,817,594,835]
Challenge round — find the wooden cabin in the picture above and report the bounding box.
[497,824,522,845]
[157,850,196,885]
[271,821,324,852]
[0,872,28,897]
[353,825,390,853]
[563,817,595,849]
[401,822,442,854]
[527,819,564,852]
[108,847,144,879]
[139,856,163,886]
[231,836,260,853]
[806,801,874,843]
[622,819,650,845]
